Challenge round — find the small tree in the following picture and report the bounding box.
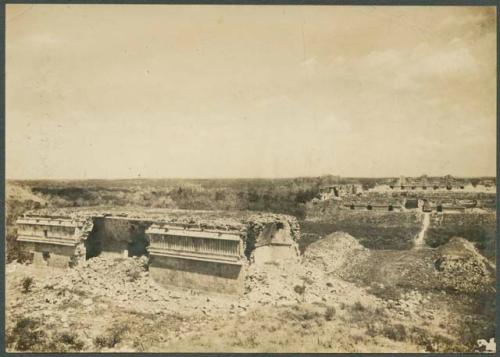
[21,277,34,294]
[325,306,336,321]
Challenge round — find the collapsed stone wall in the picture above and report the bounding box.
[426,212,496,260]
[244,213,300,259]
[20,207,301,263]
[16,208,301,294]
[300,210,422,251]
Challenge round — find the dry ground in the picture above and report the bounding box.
[6,233,495,352]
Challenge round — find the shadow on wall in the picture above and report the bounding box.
[127,223,149,257]
[85,217,104,259]
[85,217,150,259]
[150,255,242,279]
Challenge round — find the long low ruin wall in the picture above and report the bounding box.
[149,255,245,294]
[300,211,423,251]
[425,212,496,260]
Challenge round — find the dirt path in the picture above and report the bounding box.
[414,213,430,249]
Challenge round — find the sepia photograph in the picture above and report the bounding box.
[4,3,497,353]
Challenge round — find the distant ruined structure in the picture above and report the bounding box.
[16,208,300,294]
[390,175,468,191]
[319,184,363,201]
[316,175,495,213]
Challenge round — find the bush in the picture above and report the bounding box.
[21,277,34,294]
[47,332,85,352]
[7,317,45,351]
[383,323,407,342]
[60,332,84,349]
[352,301,365,312]
[94,325,129,349]
[294,285,306,297]
[324,306,336,321]
[282,304,323,322]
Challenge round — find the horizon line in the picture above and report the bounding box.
[6,174,497,181]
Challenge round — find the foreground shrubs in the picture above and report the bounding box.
[6,317,45,351]
[6,316,85,352]
[94,325,129,349]
[324,306,336,321]
[382,323,407,342]
[21,277,34,294]
[48,332,85,352]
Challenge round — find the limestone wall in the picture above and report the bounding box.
[300,211,423,251]
[149,255,245,294]
[426,212,496,260]
[22,242,76,269]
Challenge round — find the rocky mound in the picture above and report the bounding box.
[242,260,308,306]
[434,237,496,294]
[14,256,237,318]
[45,256,162,302]
[303,233,495,297]
[242,233,373,306]
[304,232,369,276]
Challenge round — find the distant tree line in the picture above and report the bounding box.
[26,177,332,219]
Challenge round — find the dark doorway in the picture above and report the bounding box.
[42,251,50,262]
[127,223,149,257]
[85,217,104,259]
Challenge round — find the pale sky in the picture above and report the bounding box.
[6,5,497,179]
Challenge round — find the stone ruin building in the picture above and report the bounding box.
[15,208,300,295]
[319,184,363,201]
[315,175,495,213]
[390,175,468,191]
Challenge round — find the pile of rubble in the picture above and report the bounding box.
[303,232,370,278]
[240,232,380,308]
[434,237,496,294]
[241,259,308,306]
[33,256,234,316]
